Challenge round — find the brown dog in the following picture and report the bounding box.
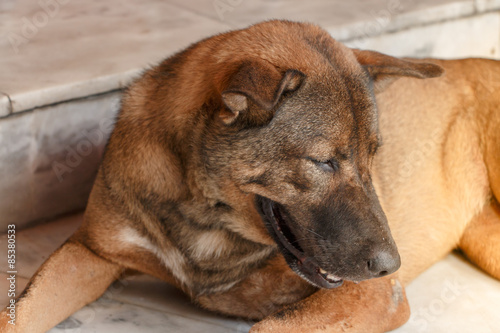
[1,20,499,333]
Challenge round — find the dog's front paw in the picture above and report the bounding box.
[249,279,410,333]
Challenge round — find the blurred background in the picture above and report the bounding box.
[0,1,499,332]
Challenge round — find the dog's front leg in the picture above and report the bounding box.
[251,275,410,333]
[0,236,124,333]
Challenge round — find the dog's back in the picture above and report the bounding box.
[374,58,500,283]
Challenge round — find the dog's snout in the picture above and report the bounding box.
[366,249,401,278]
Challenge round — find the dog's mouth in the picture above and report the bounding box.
[257,196,343,289]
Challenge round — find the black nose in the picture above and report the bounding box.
[367,249,401,277]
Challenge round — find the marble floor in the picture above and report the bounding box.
[0,213,499,332]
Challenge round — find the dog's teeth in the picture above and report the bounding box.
[319,268,327,275]
[326,274,339,281]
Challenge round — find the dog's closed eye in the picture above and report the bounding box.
[309,158,340,173]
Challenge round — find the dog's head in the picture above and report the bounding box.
[199,22,443,289]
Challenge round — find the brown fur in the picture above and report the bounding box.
[1,21,499,333]
[373,58,500,284]
[251,276,410,333]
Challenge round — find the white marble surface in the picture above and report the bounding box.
[1,213,500,332]
[344,11,500,58]
[476,0,500,11]
[0,0,232,115]
[1,0,500,115]
[397,255,500,333]
[0,91,121,232]
[0,93,11,118]
[51,298,250,333]
[173,0,477,38]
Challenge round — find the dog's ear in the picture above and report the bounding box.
[220,61,305,125]
[353,49,444,93]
